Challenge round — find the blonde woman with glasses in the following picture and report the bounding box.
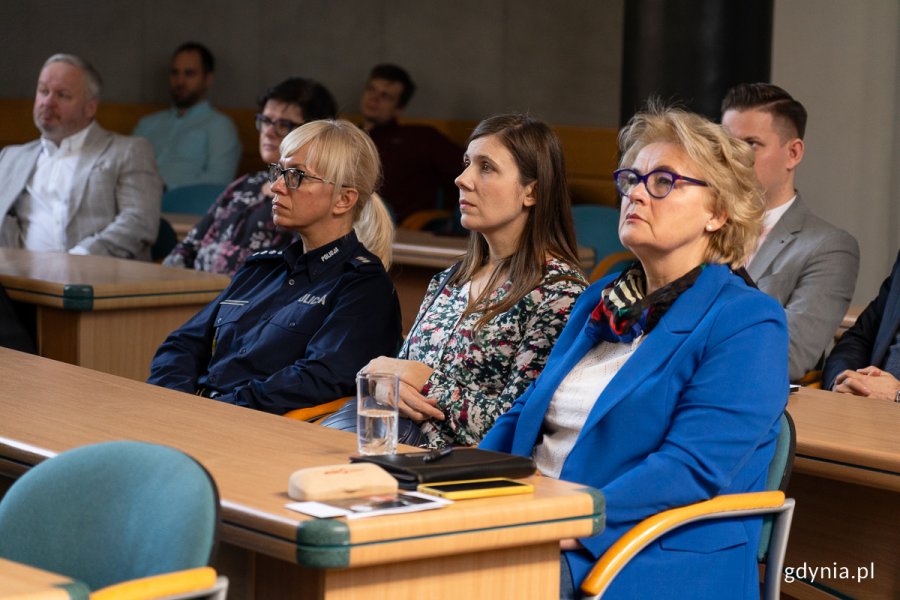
[149,120,401,414]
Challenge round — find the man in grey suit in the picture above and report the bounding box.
[0,54,162,259]
[722,83,859,382]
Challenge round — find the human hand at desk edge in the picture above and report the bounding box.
[833,366,900,401]
[362,356,443,422]
[363,356,434,390]
[560,538,584,550]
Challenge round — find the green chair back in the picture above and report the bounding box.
[757,411,796,562]
[571,205,630,275]
[0,441,219,591]
[161,183,227,215]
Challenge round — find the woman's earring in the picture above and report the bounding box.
[705,224,713,231]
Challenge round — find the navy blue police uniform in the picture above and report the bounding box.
[148,231,402,414]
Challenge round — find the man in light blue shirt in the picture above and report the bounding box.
[134,42,240,190]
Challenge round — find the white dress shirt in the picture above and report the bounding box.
[747,195,797,266]
[16,123,94,253]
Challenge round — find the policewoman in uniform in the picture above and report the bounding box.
[148,119,401,413]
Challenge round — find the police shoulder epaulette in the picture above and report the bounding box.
[245,249,284,263]
[347,255,376,269]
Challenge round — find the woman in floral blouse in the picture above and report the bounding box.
[163,77,336,275]
[323,114,587,448]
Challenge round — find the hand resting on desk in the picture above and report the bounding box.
[833,366,900,401]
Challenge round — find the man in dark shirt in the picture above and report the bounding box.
[360,64,462,224]
[823,250,900,402]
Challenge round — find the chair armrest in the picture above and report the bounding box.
[798,369,822,388]
[283,397,351,423]
[399,210,453,231]
[90,567,217,600]
[580,491,786,596]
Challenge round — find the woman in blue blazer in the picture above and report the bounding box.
[480,106,789,599]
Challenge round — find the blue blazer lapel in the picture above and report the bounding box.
[510,332,596,455]
[577,266,729,436]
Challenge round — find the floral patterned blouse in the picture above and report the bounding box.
[402,257,587,448]
[163,171,298,275]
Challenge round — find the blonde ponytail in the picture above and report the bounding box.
[354,192,394,269]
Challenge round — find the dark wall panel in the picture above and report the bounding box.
[620,0,772,122]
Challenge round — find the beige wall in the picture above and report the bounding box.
[772,0,900,304]
[0,0,623,127]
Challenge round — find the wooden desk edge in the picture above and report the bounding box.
[793,455,900,493]
[283,485,602,569]
[5,284,227,310]
[218,484,602,569]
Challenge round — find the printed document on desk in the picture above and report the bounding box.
[286,491,452,520]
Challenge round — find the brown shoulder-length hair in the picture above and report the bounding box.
[451,113,582,329]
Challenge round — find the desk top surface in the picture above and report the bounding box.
[789,386,900,478]
[392,230,467,269]
[0,349,601,569]
[0,249,229,310]
[0,558,81,599]
[161,212,201,239]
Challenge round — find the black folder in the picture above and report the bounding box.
[351,448,535,490]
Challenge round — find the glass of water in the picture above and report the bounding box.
[356,372,400,455]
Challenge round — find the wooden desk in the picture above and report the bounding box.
[0,349,603,599]
[0,558,86,600]
[840,305,862,331]
[0,249,229,381]
[391,231,465,331]
[783,387,900,599]
[162,212,203,239]
[391,230,594,333]
[393,229,595,272]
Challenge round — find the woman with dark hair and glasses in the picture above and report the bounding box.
[163,77,337,275]
[149,120,401,414]
[480,105,789,599]
[323,113,587,448]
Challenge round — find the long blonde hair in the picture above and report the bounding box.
[280,120,394,268]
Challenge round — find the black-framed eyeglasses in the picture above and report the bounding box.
[267,163,334,190]
[613,168,709,200]
[255,113,303,137]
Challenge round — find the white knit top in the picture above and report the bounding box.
[534,335,643,479]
